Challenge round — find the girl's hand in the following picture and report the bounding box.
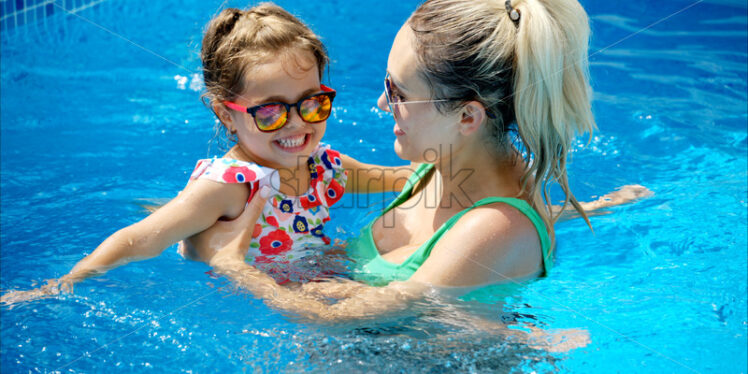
[1,273,86,309]
[588,184,653,209]
[208,186,271,270]
[555,184,653,221]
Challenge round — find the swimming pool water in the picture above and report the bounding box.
[1,0,746,372]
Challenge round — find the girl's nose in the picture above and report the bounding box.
[284,107,305,129]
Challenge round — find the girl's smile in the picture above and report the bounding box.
[274,133,312,153]
[218,49,327,170]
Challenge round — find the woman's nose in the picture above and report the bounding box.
[377,91,391,113]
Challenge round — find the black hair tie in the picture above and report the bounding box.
[505,0,521,25]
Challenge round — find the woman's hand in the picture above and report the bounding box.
[300,277,368,300]
[207,186,271,270]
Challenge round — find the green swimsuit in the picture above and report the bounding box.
[348,163,552,287]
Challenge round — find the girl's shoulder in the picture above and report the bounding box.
[189,157,277,185]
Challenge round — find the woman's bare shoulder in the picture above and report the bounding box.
[410,202,543,287]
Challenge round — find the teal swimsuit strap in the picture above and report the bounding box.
[390,164,552,275]
[381,163,434,214]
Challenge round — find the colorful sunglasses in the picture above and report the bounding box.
[223,85,336,132]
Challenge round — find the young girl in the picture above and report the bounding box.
[1,3,404,304]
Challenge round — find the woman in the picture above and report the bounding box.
[203,0,648,320]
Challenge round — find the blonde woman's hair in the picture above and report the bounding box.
[200,3,328,106]
[410,0,596,248]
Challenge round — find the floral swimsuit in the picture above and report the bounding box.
[189,144,348,283]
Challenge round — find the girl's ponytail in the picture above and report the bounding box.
[201,8,244,99]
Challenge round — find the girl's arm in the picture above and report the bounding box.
[340,154,413,194]
[64,180,248,280]
[1,179,249,305]
[554,184,652,222]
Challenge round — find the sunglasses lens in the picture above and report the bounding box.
[385,79,391,101]
[255,104,287,131]
[384,77,399,118]
[299,94,332,123]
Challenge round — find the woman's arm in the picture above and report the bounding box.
[201,189,432,322]
[341,154,413,194]
[1,180,249,305]
[200,193,589,358]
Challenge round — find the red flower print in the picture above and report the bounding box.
[322,236,331,245]
[299,189,322,209]
[259,229,293,255]
[252,223,262,238]
[326,149,342,163]
[265,216,279,228]
[321,149,342,170]
[323,178,345,206]
[311,165,325,187]
[222,166,256,183]
[190,160,208,179]
[247,181,260,201]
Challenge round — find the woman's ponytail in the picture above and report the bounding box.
[511,0,595,231]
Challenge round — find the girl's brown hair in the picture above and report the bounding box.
[200,3,328,106]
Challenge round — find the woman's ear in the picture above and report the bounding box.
[212,102,235,132]
[458,101,487,136]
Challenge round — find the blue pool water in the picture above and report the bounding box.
[1,0,746,372]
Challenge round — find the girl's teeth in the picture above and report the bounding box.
[277,135,305,148]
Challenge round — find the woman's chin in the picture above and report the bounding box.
[393,139,417,162]
[393,139,406,159]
